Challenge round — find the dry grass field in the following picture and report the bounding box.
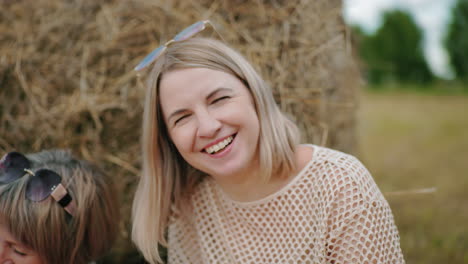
[357,91,468,264]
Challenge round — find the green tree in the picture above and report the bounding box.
[355,10,433,84]
[445,0,468,82]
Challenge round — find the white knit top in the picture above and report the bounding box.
[168,145,405,263]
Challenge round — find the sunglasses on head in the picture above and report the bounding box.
[134,20,217,72]
[0,152,76,216]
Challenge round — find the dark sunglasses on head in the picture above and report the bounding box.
[0,152,76,216]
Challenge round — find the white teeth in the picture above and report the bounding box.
[205,136,233,154]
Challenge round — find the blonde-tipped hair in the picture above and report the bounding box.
[132,37,299,263]
[0,149,119,264]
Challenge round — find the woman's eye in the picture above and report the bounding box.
[174,114,190,125]
[13,248,27,256]
[212,96,230,104]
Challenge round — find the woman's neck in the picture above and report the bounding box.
[213,145,313,202]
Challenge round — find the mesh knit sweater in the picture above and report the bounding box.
[168,145,405,263]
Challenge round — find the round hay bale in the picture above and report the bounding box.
[0,0,360,262]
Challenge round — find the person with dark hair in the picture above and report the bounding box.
[0,149,119,264]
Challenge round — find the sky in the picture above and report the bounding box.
[343,0,457,78]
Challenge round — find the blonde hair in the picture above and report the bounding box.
[0,149,119,264]
[132,37,299,263]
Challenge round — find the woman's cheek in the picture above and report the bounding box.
[171,124,196,149]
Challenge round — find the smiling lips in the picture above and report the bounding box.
[204,136,234,154]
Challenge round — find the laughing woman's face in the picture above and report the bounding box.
[160,67,261,183]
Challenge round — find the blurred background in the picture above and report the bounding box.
[0,0,466,263]
[344,0,468,263]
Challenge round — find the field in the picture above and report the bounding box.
[357,91,468,263]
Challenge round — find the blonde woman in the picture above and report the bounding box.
[132,21,405,264]
[0,150,119,264]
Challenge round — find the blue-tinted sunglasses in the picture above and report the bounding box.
[134,20,216,71]
[0,152,76,216]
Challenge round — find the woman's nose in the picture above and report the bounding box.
[196,110,221,138]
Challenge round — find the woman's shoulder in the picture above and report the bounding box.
[298,144,380,198]
[295,144,314,171]
[300,144,365,172]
